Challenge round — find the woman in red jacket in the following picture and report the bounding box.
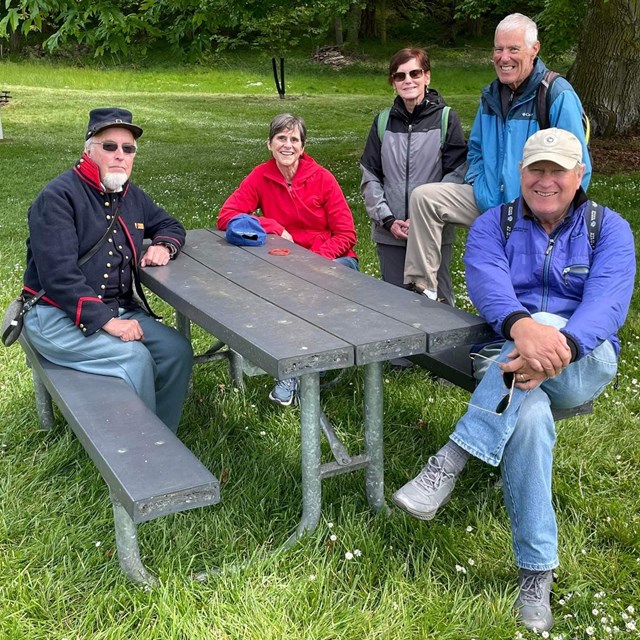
[217,113,358,405]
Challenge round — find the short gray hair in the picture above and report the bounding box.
[495,13,538,48]
[84,136,95,153]
[269,113,307,146]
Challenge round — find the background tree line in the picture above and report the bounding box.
[1,0,639,136]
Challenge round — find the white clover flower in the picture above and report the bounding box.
[626,620,636,631]
[581,548,587,555]
[95,541,101,547]
[344,551,354,560]
[595,591,606,599]
[309,574,316,581]
[627,605,635,614]
[455,564,467,574]
[466,526,474,533]
[592,608,599,615]
[585,626,595,636]
[353,549,362,557]
[330,534,337,542]
[558,599,566,606]
[260,430,266,436]
[541,632,549,639]
[468,558,476,566]
[327,522,334,529]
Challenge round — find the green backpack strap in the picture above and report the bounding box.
[378,105,450,146]
[440,105,451,147]
[377,107,391,143]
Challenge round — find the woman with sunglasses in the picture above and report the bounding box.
[360,47,467,308]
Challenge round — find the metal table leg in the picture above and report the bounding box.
[284,371,321,548]
[363,361,387,512]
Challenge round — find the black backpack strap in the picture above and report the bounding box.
[500,197,519,241]
[536,70,560,131]
[585,200,604,250]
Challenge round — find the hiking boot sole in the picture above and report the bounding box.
[391,491,452,521]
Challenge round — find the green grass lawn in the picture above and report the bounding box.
[0,52,638,640]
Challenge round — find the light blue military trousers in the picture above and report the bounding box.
[24,305,193,433]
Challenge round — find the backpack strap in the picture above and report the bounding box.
[536,70,560,131]
[377,107,391,143]
[440,105,451,147]
[501,197,602,250]
[500,197,520,241]
[585,200,604,250]
[377,104,451,146]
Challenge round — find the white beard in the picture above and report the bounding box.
[102,173,128,192]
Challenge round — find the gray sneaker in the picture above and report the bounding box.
[269,377,298,406]
[392,454,458,520]
[514,569,554,632]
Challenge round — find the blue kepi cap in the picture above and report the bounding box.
[225,214,267,247]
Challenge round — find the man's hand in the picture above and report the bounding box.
[140,244,171,267]
[500,350,548,390]
[102,317,144,342]
[390,219,410,240]
[509,317,572,378]
[281,229,294,242]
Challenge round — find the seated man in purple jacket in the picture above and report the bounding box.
[392,129,635,632]
[22,107,193,433]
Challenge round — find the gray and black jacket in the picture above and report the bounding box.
[360,90,467,246]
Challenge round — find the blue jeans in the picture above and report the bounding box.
[333,256,359,271]
[24,305,193,433]
[450,312,617,570]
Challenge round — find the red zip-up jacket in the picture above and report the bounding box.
[217,154,357,260]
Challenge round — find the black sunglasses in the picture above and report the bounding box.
[495,371,516,415]
[90,141,137,154]
[392,68,425,82]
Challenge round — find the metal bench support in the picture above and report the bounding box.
[32,369,55,431]
[112,497,158,586]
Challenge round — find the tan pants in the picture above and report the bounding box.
[404,183,479,293]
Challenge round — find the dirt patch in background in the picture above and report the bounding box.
[590,133,640,175]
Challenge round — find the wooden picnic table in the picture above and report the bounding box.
[140,228,492,545]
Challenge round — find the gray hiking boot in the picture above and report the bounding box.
[392,454,458,520]
[514,569,554,632]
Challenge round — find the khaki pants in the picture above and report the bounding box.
[404,183,479,293]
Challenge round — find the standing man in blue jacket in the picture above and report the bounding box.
[393,129,634,632]
[22,107,193,433]
[404,13,591,300]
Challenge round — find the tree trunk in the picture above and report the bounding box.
[571,0,640,137]
[334,17,344,46]
[345,3,362,45]
[377,0,387,44]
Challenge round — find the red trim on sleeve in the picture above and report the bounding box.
[75,296,103,325]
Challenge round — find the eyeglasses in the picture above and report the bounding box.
[90,141,137,154]
[495,371,515,414]
[468,352,516,415]
[391,68,425,82]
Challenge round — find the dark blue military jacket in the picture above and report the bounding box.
[23,154,186,336]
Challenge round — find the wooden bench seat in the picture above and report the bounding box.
[19,334,220,585]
